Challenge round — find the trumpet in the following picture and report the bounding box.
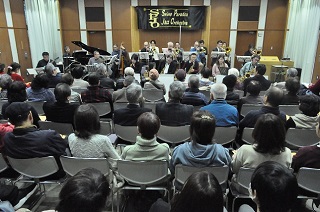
[252,49,262,56]
[225,47,232,54]
[197,47,207,54]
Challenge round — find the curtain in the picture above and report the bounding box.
[283,0,320,83]
[25,0,62,67]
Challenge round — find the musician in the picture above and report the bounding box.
[140,41,150,52]
[130,54,142,74]
[63,46,71,57]
[88,51,104,65]
[36,52,57,68]
[174,42,184,67]
[158,54,177,74]
[210,40,223,66]
[222,41,231,67]
[240,54,260,77]
[212,55,229,77]
[190,41,204,72]
[149,40,160,61]
[242,64,271,96]
[63,46,72,67]
[244,44,255,56]
[183,53,199,74]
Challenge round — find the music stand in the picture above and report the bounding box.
[86,65,96,73]
[158,53,165,60]
[139,52,149,61]
[211,51,225,59]
[236,56,252,63]
[183,51,192,61]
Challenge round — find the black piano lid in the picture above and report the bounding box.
[72,41,111,56]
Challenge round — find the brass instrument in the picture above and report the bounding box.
[239,67,256,82]
[252,49,262,56]
[225,47,232,54]
[187,62,194,74]
[197,46,207,54]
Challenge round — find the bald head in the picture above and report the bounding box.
[149,69,159,80]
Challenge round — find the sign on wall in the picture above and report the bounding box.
[136,6,206,30]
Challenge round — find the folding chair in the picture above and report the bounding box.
[117,160,170,212]
[242,128,254,145]
[142,89,164,102]
[285,128,318,150]
[0,100,8,115]
[199,90,210,100]
[113,102,128,110]
[297,167,320,202]
[38,121,74,135]
[157,125,190,146]
[144,102,157,112]
[72,88,87,94]
[114,124,137,144]
[279,105,300,116]
[214,127,237,146]
[174,165,229,193]
[100,121,113,135]
[27,101,45,115]
[0,153,20,184]
[89,102,112,117]
[240,104,261,116]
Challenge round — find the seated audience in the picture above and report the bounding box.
[232,114,291,193]
[121,112,170,161]
[144,69,166,95]
[26,73,55,102]
[70,66,89,89]
[68,104,120,168]
[228,68,242,90]
[200,83,238,127]
[43,83,79,126]
[239,80,263,105]
[95,63,115,90]
[61,73,82,104]
[273,67,298,89]
[286,94,320,129]
[156,81,193,126]
[243,64,271,96]
[239,161,300,212]
[112,75,135,103]
[7,62,24,82]
[113,84,151,126]
[222,74,240,105]
[199,67,214,89]
[170,111,231,177]
[181,75,208,106]
[0,74,12,99]
[281,78,300,105]
[115,67,136,90]
[175,69,188,88]
[150,171,225,212]
[55,168,110,212]
[2,81,40,127]
[45,63,62,88]
[4,102,68,179]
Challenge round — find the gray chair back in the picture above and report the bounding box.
[297,167,320,195]
[157,125,190,144]
[240,104,261,116]
[242,128,254,145]
[28,101,45,115]
[213,127,237,145]
[114,124,138,143]
[88,102,112,116]
[38,121,74,135]
[279,105,300,116]
[142,89,164,102]
[100,121,113,135]
[286,128,318,149]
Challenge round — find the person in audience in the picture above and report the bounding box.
[150,171,225,212]
[61,73,82,104]
[183,53,199,74]
[26,73,55,102]
[181,75,208,106]
[113,84,151,126]
[2,81,40,128]
[281,78,300,105]
[222,74,240,105]
[0,63,5,74]
[232,114,291,193]
[95,63,115,90]
[273,67,298,89]
[199,67,214,89]
[156,81,193,126]
[144,69,166,95]
[36,52,57,68]
[7,62,24,82]
[242,64,271,96]
[239,80,263,105]
[238,161,299,212]
[55,168,110,212]
[212,55,229,77]
[112,75,135,103]
[286,95,320,129]
[121,112,170,161]
[45,63,62,88]
[170,111,231,177]
[200,83,238,127]
[81,73,112,105]
[130,53,142,74]
[68,104,120,168]
[239,87,285,129]
[291,118,320,172]
[43,83,79,126]
[4,102,68,179]
[228,68,242,90]
[115,67,137,90]
[240,54,260,77]
[0,74,12,99]
[174,69,188,88]
[70,66,89,89]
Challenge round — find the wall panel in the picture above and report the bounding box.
[0,0,7,28]
[190,0,203,5]
[210,0,232,30]
[311,39,320,83]
[158,0,183,6]
[265,0,288,30]
[0,28,13,66]
[263,30,285,59]
[138,0,151,6]
[10,0,26,28]
[111,0,131,30]
[84,0,103,7]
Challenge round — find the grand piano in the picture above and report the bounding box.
[71,41,111,65]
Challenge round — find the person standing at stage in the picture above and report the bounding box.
[36,52,57,68]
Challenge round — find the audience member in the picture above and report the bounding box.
[7,62,24,82]
[43,83,79,126]
[61,73,81,104]
[228,68,242,90]
[115,67,136,90]
[273,67,298,89]
[175,69,188,88]
[232,114,291,193]
[156,81,193,126]
[121,112,170,161]
[55,168,110,212]
[242,64,271,96]
[281,78,300,105]
[26,73,55,102]
[286,94,320,129]
[222,74,240,105]
[181,75,208,106]
[170,111,231,181]
[2,81,40,127]
[95,63,115,90]
[144,69,166,95]
[45,63,62,88]
[239,80,263,105]
[200,83,238,127]
[70,66,89,89]
[0,63,5,74]
[199,67,214,89]
[0,74,12,99]
[68,104,120,168]
[112,75,135,103]
[4,102,68,179]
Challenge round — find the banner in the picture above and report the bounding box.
[136,6,206,30]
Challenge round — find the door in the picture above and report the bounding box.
[87,31,106,50]
[235,31,256,70]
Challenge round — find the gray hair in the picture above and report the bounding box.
[286,68,298,78]
[44,63,55,75]
[126,83,142,104]
[228,68,239,77]
[169,81,186,100]
[124,67,135,76]
[95,63,107,76]
[210,83,227,99]
[188,75,200,89]
[124,75,135,87]
[0,74,12,89]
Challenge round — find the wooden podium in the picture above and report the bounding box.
[260,56,294,81]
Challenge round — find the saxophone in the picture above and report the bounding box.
[187,62,194,74]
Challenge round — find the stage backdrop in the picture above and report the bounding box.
[136,6,206,30]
